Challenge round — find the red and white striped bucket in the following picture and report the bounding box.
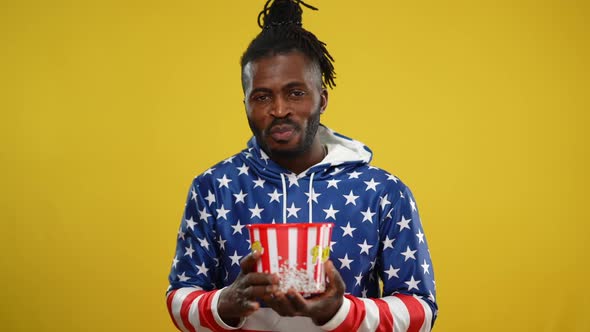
[246,222,334,294]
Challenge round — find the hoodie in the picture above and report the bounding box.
[166,126,437,331]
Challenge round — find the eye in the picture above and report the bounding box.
[252,94,271,102]
[289,90,306,98]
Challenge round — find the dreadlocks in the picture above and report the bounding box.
[241,0,336,90]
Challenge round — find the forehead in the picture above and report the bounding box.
[244,52,319,89]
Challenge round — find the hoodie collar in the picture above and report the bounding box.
[244,125,372,179]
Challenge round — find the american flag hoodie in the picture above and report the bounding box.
[166,125,438,331]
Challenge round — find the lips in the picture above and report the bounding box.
[269,124,296,141]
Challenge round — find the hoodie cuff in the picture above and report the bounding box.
[212,287,246,330]
[320,296,350,331]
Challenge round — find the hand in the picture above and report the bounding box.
[217,251,279,326]
[265,260,346,326]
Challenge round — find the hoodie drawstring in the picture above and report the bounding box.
[279,172,316,224]
[280,173,287,223]
[308,172,315,223]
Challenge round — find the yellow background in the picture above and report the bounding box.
[1,0,588,331]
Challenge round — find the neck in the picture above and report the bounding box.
[270,140,325,175]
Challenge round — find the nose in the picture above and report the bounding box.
[269,96,291,118]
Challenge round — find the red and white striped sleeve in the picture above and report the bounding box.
[320,294,434,332]
[166,287,245,332]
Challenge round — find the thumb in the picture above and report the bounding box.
[239,250,261,274]
[324,260,346,294]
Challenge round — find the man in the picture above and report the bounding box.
[166,1,437,330]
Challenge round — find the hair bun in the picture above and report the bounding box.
[258,0,317,29]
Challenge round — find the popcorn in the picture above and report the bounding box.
[278,262,325,294]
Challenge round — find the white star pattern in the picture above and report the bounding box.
[329,167,342,176]
[338,253,353,270]
[253,177,265,189]
[216,205,230,220]
[190,188,198,202]
[405,276,421,291]
[172,256,179,268]
[260,150,269,163]
[416,229,425,243]
[185,217,197,231]
[198,207,211,223]
[397,215,411,231]
[177,272,190,282]
[401,246,417,261]
[343,190,359,206]
[249,204,264,219]
[329,240,336,251]
[340,222,356,238]
[233,190,248,204]
[286,173,300,187]
[387,174,399,182]
[237,164,249,176]
[421,259,431,274]
[360,207,375,223]
[382,235,395,250]
[364,178,380,191]
[196,262,209,276]
[184,243,195,258]
[268,189,282,203]
[205,190,216,206]
[222,156,235,164]
[203,167,215,175]
[385,209,393,220]
[379,194,391,210]
[217,236,226,251]
[217,175,232,189]
[232,220,245,235]
[286,202,301,218]
[384,265,400,280]
[197,237,210,250]
[323,204,339,220]
[410,197,417,212]
[305,188,321,204]
[326,179,340,189]
[348,171,362,179]
[354,272,363,286]
[358,239,373,255]
[229,250,242,266]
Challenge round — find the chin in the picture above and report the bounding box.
[268,145,305,158]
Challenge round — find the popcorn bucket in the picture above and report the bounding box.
[246,222,334,294]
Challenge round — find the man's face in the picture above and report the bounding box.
[243,52,328,158]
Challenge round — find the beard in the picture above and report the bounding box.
[248,106,321,159]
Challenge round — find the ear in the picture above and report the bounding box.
[319,88,328,114]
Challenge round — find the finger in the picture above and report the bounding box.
[240,251,262,274]
[269,291,301,317]
[324,260,346,295]
[242,284,279,300]
[242,272,280,287]
[285,289,309,315]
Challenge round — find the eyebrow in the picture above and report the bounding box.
[249,81,308,96]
